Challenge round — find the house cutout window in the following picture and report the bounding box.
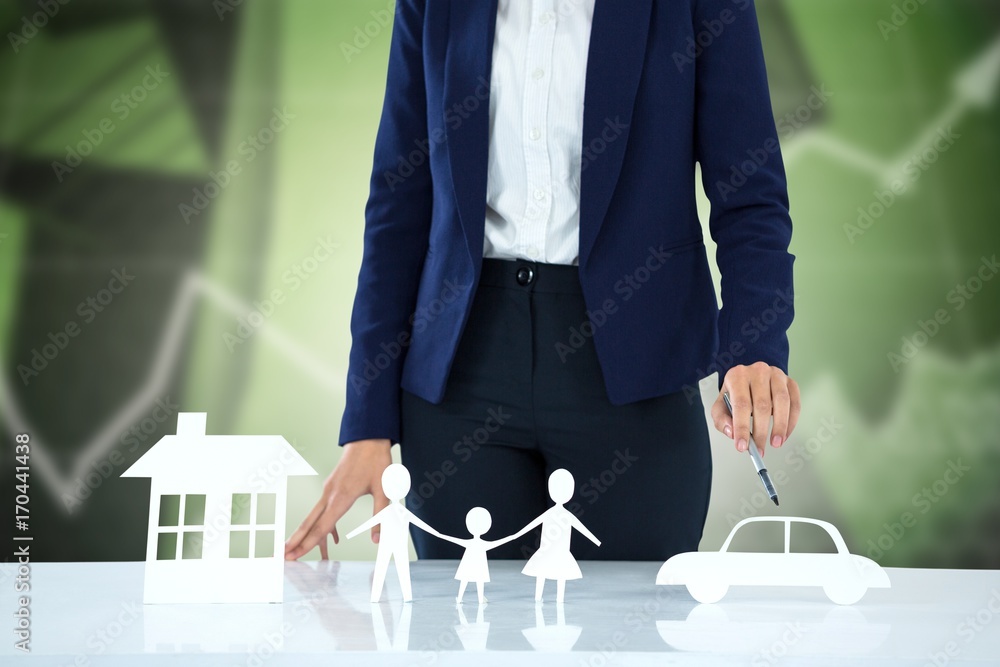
[229,493,277,559]
[156,494,206,560]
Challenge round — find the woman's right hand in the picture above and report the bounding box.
[283,438,393,560]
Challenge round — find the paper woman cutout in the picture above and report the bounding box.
[516,468,600,603]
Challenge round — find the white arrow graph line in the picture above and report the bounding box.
[0,270,345,507]
[782,33,1000,181]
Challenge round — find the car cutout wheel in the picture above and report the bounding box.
[823,580,866,605]
[686,580,729,604]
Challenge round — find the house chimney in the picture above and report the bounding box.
[176,412,207,437]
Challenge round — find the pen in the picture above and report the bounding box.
[723,392,779,506]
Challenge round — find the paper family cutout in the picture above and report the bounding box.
[122,412,317,603]
[125,415,883,609]
[347,464,600,603]
[656,516,891,605]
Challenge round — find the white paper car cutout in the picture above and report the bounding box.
[656,516,891,605]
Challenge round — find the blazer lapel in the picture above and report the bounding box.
[443,0,498,269]
[578,0,654,267]
[443,0,654,269]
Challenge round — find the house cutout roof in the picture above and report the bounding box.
[122,412,316,484]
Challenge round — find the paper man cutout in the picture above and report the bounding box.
[345,463,445,602]
[121,412,316,604]
[517,468,600,603]
[434,507,525,604]
[656,516,891,604]
[371,601,412,651]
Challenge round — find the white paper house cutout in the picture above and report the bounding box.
[122,412,316,604]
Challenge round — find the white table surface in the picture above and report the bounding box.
[2,560,999,665]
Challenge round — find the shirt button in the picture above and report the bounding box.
[529,127,542,141]
[539,12,554,24]
[532,68,545,80]
[527,246,540,260]
[533,189,546,201]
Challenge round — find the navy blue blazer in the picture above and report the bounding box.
[340,0,795,446]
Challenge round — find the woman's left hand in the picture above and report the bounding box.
[710,362,801,456]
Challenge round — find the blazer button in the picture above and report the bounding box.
[516,266,535,286]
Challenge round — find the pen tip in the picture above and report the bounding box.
[772,498,779,506]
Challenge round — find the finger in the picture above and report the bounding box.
[370,484,390,544]
[727,372,752,453]
[288,505,341,560]
[285,498,326,556]
[769,369,791,448]
[288,490,357,560]
[319,534,329,561]
[710,392,733,439]
[749,365,772,456]
[787,378,802,438]
[331,526,340,545]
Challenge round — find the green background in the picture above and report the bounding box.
[0,0,997,566]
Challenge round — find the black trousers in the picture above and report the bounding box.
[400,258,712,561]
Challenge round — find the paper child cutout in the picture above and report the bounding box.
[517,468,600,603]
[345,463,445,602]
[434,507,523,604]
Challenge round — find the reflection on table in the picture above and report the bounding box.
[2,560,998,665]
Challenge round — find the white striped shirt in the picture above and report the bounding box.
[483,0,596,267]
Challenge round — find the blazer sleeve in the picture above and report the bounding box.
[339,0,432,446]
[692,0,796,389]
